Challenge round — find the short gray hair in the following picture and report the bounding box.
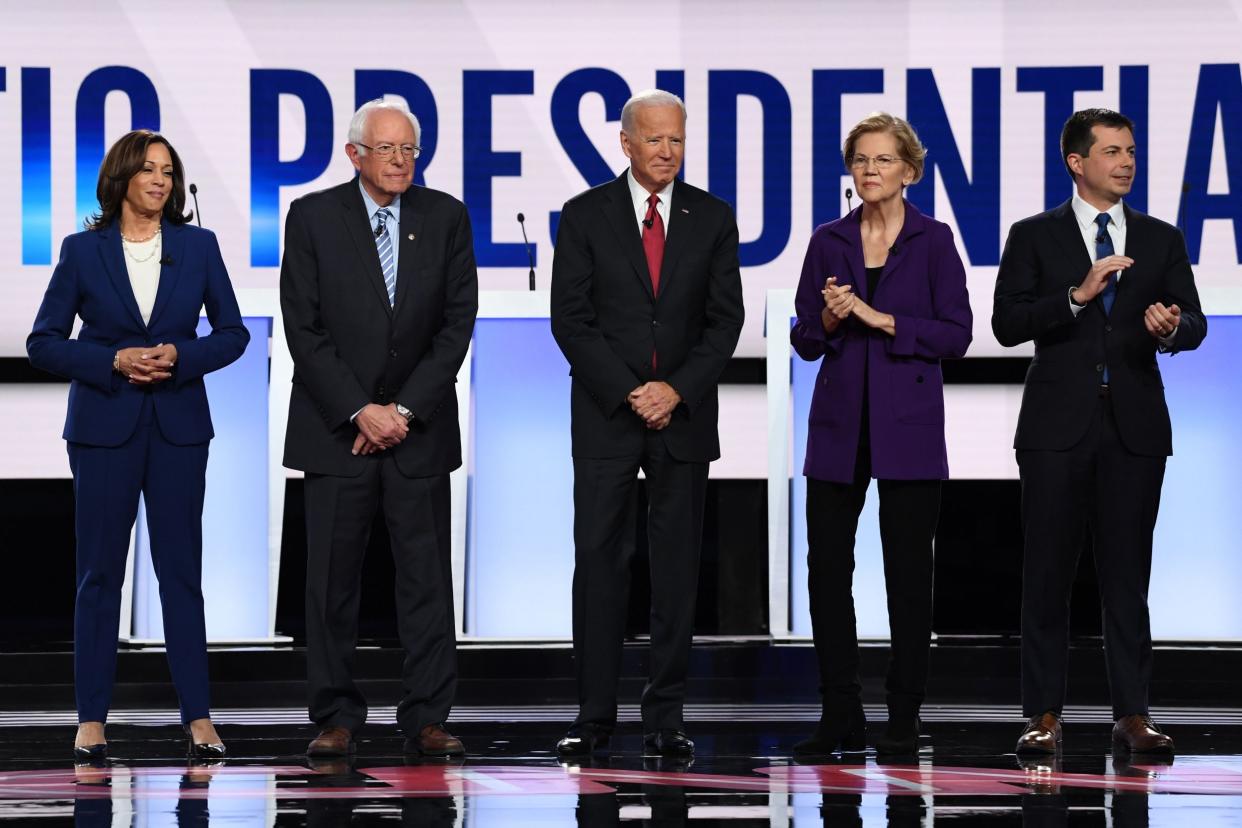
[348,98,421,154]
[620,89,686,135]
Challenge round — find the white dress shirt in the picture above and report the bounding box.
[627,168,673,238]
[122,235,162,325]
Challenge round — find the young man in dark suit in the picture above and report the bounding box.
[993,108,1206,757]
[280,99,477,758]
[550,89,744,758]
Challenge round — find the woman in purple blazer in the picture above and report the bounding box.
[790,113,972,756]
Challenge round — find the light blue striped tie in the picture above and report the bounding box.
[375,207,395,306]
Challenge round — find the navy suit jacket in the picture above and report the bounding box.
[993,200,1206,457]
[27,220,250,447]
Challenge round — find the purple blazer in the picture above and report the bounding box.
[791,201,972,483]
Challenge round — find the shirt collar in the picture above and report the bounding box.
[358,178,401,224]
[1071,190,1125,232]
[627,167,675,208]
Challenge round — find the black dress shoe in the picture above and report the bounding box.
[73,743,108,763]
[875,714,920,756]
[556,724,612,757]
[643,729,694,757]
[794,705,867,756]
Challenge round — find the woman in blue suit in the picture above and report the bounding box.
[27,130,249,761]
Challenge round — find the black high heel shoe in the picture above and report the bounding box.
[794,704,867,755]
[73,743,108,764]
[875,713,921,756]
[184,725,226,760]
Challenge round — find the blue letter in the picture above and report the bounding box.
[1016,66,1103,210]
[548,68,630,248]
[463,70,534,268]
[250,69,333,266]
[76,67,160,231]
[811,69,884,227]
[20,68,53,265]
[1181,64,1242,264]
[354,70,438,186]
[1120,65,1150,213]
[907,68,1001,266]
[708,70,792,267]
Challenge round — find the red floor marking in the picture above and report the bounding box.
[1,762,1241,801]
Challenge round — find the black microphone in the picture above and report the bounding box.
[642,216,654,229]
[159,254,174,266]
[517,212,535,291]
[845,187,854,212]
[1176,181,1191,233]
[374,220,384,238]
[188,183,201,227]
[889,241,900,255]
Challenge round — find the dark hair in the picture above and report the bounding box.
[1060,108,1135,177]
[86,129,193,230]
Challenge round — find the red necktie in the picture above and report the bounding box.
[642,194,664,296]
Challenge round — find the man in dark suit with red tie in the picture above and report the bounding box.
[550,89,744,758]
[993,108,1206,757]
[281,99,477,758]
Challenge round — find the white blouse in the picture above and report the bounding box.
[122,235,162,325]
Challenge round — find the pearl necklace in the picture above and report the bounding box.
[122,227,162,264]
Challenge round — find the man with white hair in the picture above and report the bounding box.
[551,89,744,757]
[281,98,477,757]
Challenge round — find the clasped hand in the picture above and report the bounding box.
[352,403,409,455]
[116,343,177,384]
[629,381,680,431]
[820,277,890,332]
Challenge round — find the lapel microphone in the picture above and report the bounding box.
[374,220,384,239]
[160,255,174,266]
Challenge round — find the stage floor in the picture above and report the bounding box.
[3,708,1242,825]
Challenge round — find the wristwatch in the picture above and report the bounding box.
[395,403,415,423]
[112,352,121,373]
[1068,286,1086,308]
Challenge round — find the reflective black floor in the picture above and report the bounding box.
[4,718,1242,825]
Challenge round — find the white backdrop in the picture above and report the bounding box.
[2,0,1240,358]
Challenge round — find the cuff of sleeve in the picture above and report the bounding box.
[889,314,916,356]
[1069,287,1086,317]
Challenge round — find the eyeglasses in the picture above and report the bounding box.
[356,143,421,160]
[849,154,903,170]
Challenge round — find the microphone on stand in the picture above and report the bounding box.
[189,183,202,227]
[1176,181,1191,233]
[845,187,854,212]
[517,213,536,291]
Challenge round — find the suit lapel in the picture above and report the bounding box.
[393,188,425,311]
[340,183,394,316]
[1050,199,1093,289]
[1117,205,1154,313]
[655,184,697,301]
[97,224,147,332]
[602,173,655,301]
[828,208,868,300]
[147,220,184,327]
[874,201,927,296]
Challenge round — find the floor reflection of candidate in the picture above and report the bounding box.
[995,109,1206,758]
[27,129,248,762]
[281,99,477,758]
[550,89,744,759]
[790,113,972,757]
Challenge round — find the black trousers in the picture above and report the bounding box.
[1018,393,1166,718]
[805,439,941,715]
[303,459,457,736]
[571,431,709,731]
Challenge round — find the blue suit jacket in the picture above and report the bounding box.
[27,220,250,447]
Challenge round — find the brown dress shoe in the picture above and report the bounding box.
[405,724,465,757]
[1016,712,1062,755]
[307,726,355,757]
[1112,715,1174,756]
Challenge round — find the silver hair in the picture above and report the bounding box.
[348,98,421,154]
[620,89,687,135]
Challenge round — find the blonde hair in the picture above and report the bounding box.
[842,112,927,184]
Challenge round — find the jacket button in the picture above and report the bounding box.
[916,375,924,383]
[1105,324,1112,333]
[1095,364,1104,373]
[652,320,661,327]
[390,349,398,357]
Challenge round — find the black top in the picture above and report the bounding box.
[865,265,882,300]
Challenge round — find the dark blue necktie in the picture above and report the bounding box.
[1094,213,1117,383]
[1094,213,1117,315]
